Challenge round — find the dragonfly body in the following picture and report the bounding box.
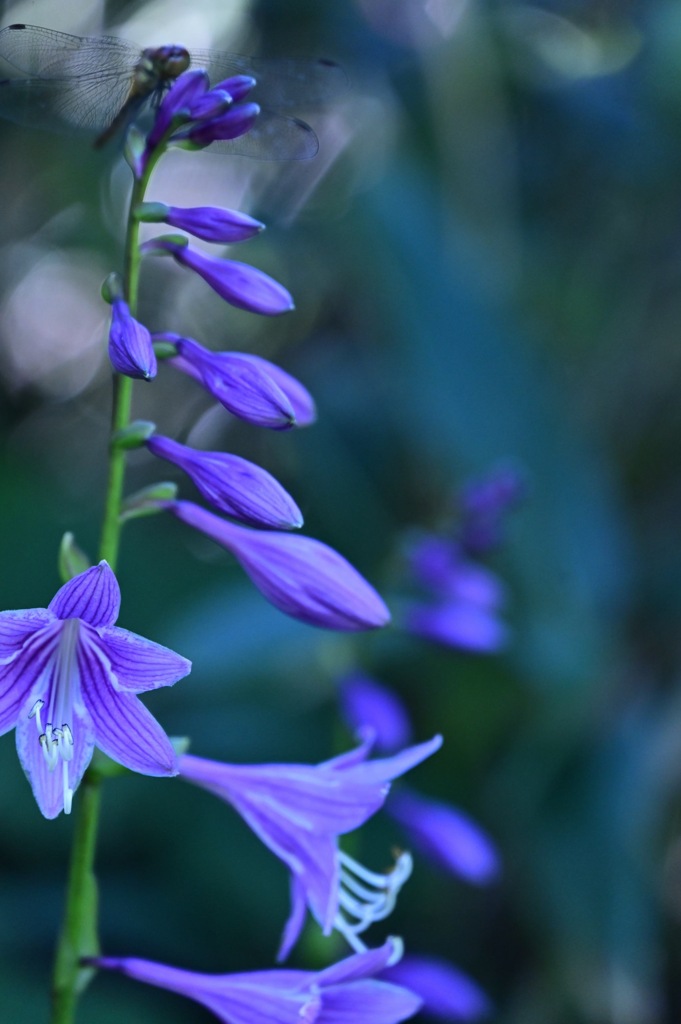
[0,24,344,159]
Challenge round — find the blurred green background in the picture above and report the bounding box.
[1,0,681,1020]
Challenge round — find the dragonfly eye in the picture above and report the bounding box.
[159,46,191,79]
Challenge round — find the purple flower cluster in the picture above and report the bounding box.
[103,68,390,634]
[402,466,524,653]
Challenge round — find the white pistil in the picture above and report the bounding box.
[333,850,414,951]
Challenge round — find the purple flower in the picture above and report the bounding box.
[146,434,303,529]
[108,298,157,380]
[162,334,311,429]
[380,956,491,1021]
[404,539,507,653]
[459,465,526,556]
[0,563,190,818]
[387,789,499,885]
[179,735,442,959]
[180,102,260,147]
[169,501,391,631]
[90,940,421,1024]
[142,239,294,316]
[145,68,210,150]
[161,205,264,243]
[339,673,412,754]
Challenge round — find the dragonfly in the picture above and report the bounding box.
[0,23,346,159]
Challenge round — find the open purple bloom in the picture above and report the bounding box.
[162,334,301,429]
[90,940,421,1024]
[146,434,303,529]
[142,239,294,316]
[0,563,190,818]
[180,735,441,959]
[380,955,491,1021]
[108,297,157,380]
[387,789,499,885]
[340,673,413,754]
[161,205,264,243]
[170,501,391,631]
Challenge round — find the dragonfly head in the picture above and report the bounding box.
[139,45,191,88]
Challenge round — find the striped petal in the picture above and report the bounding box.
[98,626,191,693]
[0,624,60,734]
[49,562,120,626]
[0,609,53,662]
[78,636,177,776]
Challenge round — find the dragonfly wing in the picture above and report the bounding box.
[189,49,347,109]
[0,73,135,133]
[207,109,319,161]
[0,24,138,78]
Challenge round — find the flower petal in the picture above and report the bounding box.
[49,562,120,626]
[317,942,403,985]
[319,979,422,1024]
[0,623,60,734]
[0,609,53,662]
[79,637,177,776]
[277,875,308,962]
[237,354,317,427]
[98,626,191,693]
[15,697,94,818]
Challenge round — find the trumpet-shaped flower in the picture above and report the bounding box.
[387,789,499,885]
[142,238,294,316]
[169,500,391,631]
[90,940,421,1024]
[179,734,442,959]
[164,333,316,428]
[146,434,303,529]
[141,203,264,243]
[0,562,191,818]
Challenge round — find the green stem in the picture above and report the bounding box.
[50,157,156,1024]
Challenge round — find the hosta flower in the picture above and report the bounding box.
[169,500,390,631]
[90,940,421,1024]
[340,673,413,754]
[165,334,316,428]
[142,238,294,316]
[179,734,442,959]
[139,202,264,243]
[404,538,507,653]
[387,789,499,885]
[108,297,157,380]
[0,562,190,818]
[380,955,491,1022]
[146,434,303,529]
[458,464,525,556]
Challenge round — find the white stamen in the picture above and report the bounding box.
[333,850,413,952]
[29,699,45,732]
